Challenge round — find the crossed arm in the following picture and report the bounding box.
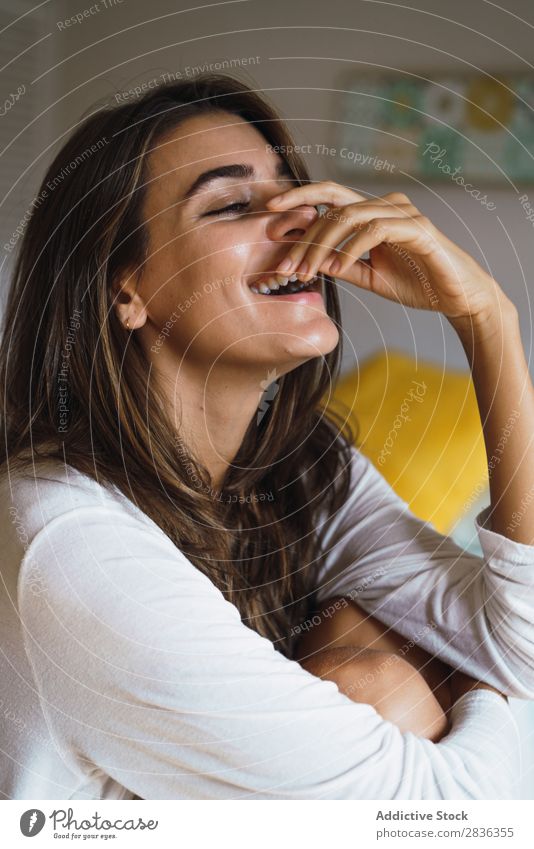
[294,596,505,742]
[119,595,505,801]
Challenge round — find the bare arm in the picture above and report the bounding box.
[449,298,534,544]
[295,597,507,740]
[298,644,449,742]
[295,596,453,713]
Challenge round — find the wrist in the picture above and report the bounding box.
[448,292,518,346]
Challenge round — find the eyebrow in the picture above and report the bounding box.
[181,158,295,202]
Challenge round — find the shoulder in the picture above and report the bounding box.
[1,456,162,546]
[318,443,397,527]
[1,456,213,616]
[346,443,376,482]
[9,459,227,650]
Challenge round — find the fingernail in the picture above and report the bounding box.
[296,260,309,275]
[276,257,293,273]
[329,258,341,274]
[269,194,283,205]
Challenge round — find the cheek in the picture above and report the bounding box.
[168,231,251,289]
[172,237,256,315]
[193,234,254,285]
[181,236,251,310]
[230,241,251,261]
[143,225,257,332]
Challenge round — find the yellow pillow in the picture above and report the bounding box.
[323,350,488,534]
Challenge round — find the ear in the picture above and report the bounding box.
[111,267,148,331]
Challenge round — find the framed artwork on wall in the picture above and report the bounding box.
[335,71,534,183]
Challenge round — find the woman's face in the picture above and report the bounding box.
[132,110,340,375]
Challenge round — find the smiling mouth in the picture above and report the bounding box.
[249,273,320,296]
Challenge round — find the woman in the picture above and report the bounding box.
[0,73,533,800]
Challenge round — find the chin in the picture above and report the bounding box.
[275,321,340,367]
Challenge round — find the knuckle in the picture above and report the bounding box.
[385,192,410,204]
[315,180,337,196]
[345,202,363,218]
[324,180,344,199]
[415,215,433,230]
[369,218,387,237]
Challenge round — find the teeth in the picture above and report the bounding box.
[252,276,288,293]
[250,275,318,295]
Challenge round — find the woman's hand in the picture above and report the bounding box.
[267,185,507,325]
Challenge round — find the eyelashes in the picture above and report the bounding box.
[204,201,250,217]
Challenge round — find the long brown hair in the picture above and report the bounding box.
[0,73,355,658]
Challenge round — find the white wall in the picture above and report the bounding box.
[7,0,534,372]
[0,0,62,302]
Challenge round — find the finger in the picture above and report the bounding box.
[319,256,375,291]
[323,216,440,278]
[268,186,417,212]
[272,216,327,276]
[276,204,417,281]
[267,180,368,210]
[295,205,418,281]
[319,254,407,303]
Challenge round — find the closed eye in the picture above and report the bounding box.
[204,201,250,217]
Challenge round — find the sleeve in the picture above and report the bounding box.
[18,505,521,800]
[313,446,534,698]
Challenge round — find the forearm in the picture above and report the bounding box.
[295,596,453,713]
[300,646,449,742]
[449,295,534,543]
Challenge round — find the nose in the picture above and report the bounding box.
[265,203,319,245]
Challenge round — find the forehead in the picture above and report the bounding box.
[147,111,278,185]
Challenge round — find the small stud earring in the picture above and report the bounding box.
[126,317,131,330]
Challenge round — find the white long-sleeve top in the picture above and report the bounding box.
[1,446,533,800]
